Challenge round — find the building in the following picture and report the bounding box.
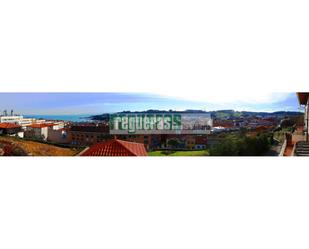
[24,121,66,141]
[194,135,207,150]
[50,121,65,130]
[0,123,24,138]
[116,134,161,150]
[281,93,309,156]
[0,112,49,130]
[69,124,111,146]
[47,128,71,144]
[19,118,36,128]
[24,123,54,140]
[213,119,234,128]
[185,136,196,150]
[0,115,23,124]
[80,139,148,156]
[297,92,309,139]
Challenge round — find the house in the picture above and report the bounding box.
[0,123,24,138]
[80,139,148,156]
[213,119,234,128]
[25,123,54,140]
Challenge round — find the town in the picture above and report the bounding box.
[0,93,307,157]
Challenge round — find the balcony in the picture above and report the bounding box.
[282,126,308,156]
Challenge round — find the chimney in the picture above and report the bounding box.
[4,110,7,116]
[11,109,13,116]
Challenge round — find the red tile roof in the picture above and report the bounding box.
[30,123,54,128]
[0,123,21,129]
[81,139,148,156]
[297,92,309,105]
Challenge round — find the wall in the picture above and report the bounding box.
[47,129,71,144]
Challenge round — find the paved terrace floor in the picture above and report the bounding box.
[284,127,305,156]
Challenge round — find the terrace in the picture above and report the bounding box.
[281,92,308,156]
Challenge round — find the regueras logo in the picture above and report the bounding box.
[109,113,212,135]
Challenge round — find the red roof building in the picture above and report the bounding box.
[0,123,22,136]
[81,139,148,156]
[29,123,54,129]
[0,123,21,129]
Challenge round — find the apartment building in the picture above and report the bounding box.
[47,128,71,144]
[115,134,160,150]
[69,124,111,146]
[0,115,23,124]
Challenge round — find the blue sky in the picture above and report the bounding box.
[0,92,301,115]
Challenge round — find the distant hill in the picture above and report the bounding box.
[210,110,303,119]
[90,109,303,121]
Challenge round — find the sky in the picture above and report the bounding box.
[0,92,301,115]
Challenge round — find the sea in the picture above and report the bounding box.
[24,114,93,122]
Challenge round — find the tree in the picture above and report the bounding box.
[167,139,180,148]
[209,133,272,156]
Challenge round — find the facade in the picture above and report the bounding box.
[25,124,54,140]
[116,134,160,150]
[51,121,65,130]
[19,118,36,128]
[194,135,207,150]
[185,136,196,150]
[282,92,309,156]
[0,115,23,124]
[69,124,111,146]
[297,92,309,139]
[24,122,66,141]
[47,128,71,144]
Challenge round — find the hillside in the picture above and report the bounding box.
[0,136,78,156]
[90,109,303,121]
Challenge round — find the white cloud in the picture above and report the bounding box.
[155,91,291,104]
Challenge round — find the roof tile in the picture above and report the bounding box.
[81,139,148,156]
[0,123,21,129]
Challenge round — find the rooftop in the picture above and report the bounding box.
[0,123,21,129]
[30,123,55,128]
[297,92,309,105]
[81,139,148,156]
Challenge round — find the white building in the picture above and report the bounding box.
[25,124,52,140]
[0,115,39,128]
[49,121,65,130]
[0,115,23,124]
[25,122,64,140]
